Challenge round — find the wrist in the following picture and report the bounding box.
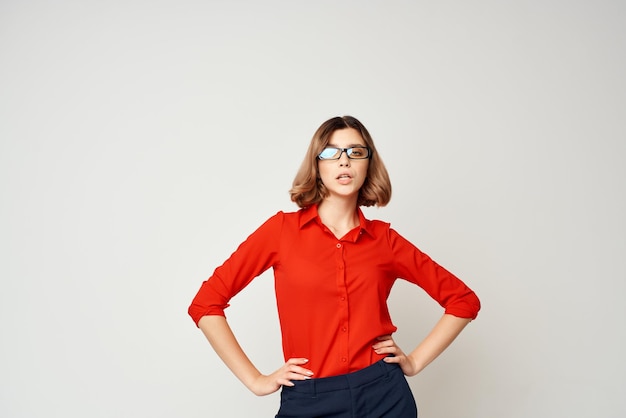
[406,353,425,376]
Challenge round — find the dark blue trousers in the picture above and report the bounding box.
[275,359,418,418]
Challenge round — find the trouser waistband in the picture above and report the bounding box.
[286,359,398,395]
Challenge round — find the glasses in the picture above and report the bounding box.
[318,146,371,160]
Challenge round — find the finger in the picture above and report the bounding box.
[374,346,398,355]
[288,365,314,377]
[383,355,402,364]
[286,357,310,365]
[285,371,313,381]
[275,370,309,386]
[276,369,314,388]
[376,335,392,341]
[372,340,395,350]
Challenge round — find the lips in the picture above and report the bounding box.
[336,172,353,184]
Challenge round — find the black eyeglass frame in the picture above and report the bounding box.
[317,146,371,160]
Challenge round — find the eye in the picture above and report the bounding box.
[350,149,363,157]
[348,147,369,159]
[318,147,340,159]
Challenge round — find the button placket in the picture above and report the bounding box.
[335,240,349,370]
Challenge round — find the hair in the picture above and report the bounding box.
[290,115,392,208]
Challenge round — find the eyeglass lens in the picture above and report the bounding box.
[318,147,369,160]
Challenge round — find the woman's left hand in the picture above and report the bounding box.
[372,335,420,377]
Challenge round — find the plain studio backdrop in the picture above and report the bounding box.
[1,1,624,417]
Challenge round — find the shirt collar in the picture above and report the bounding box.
[298,204,375,238]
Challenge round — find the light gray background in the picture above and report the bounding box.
[1,1,625,417]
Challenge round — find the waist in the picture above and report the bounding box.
[284,358,401,394]
[282,341,390,378]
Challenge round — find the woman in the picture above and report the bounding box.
[188,116,480,417]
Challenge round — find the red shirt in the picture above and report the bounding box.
[188,205,480,378]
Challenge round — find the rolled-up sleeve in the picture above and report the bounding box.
[188,212,283,326]
[389,228,481,320]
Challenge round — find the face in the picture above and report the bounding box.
[317,128,369,203]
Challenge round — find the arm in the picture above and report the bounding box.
[198,315,313,396]
[373,314,471,376]
[380,229,480,375]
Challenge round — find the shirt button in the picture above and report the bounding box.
[341,357,347,362]
[340,296,345,301]
[342,327,347,332]
[336,243,342,248]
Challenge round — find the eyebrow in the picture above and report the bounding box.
[327,143,367,148]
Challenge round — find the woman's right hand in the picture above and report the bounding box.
[249,358,314,396]
[198,317,314,397]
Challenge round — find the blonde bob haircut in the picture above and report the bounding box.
[290,116,392,208]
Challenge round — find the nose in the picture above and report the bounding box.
[338,149,351,166]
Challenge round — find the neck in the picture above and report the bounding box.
[317,197,359,234]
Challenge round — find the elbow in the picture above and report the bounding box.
[188,304,205,327]
[188,301,228,327]
[444,292,481,320]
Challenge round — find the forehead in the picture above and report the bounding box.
[327,128,365,147]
